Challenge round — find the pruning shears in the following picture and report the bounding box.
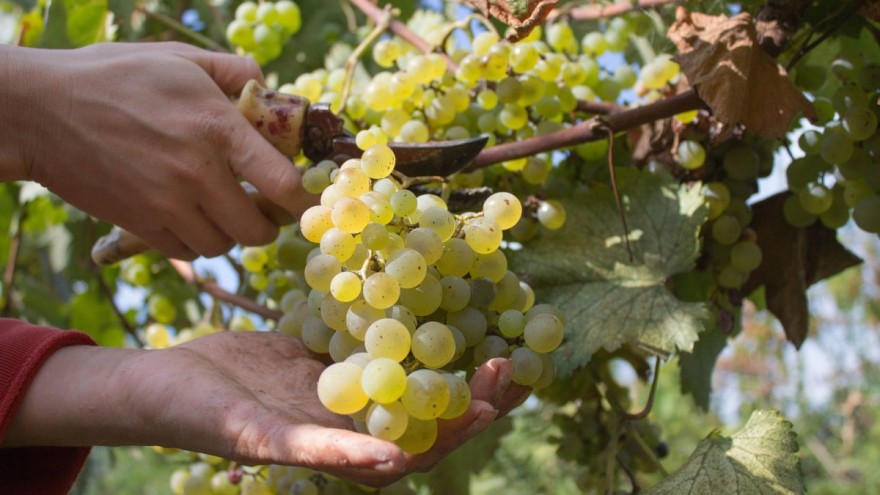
[91,80,488,265]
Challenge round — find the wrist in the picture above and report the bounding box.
[2,344,150,448]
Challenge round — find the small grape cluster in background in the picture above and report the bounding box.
[225,0,302,65]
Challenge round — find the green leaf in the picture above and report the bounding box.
[41,0,108,48]
[411,417,512,494]
[678,322,727,411]
[509,170,709,376]
[70,288,126,347]
[645,409,805,495]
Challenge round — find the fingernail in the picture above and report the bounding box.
[493,361,512,403]
[465,404,499,436]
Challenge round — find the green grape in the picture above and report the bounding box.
[300,205,333,243]
[302,167,331,194]
[537,200,566,230]
[547,22,576,53]
[510,347,543,386]
[704,182,731,220]
[711,215,741,246]
[498,309,525,338]
[492,271,521,310]
[717,265,747,289]
[842,106,878,141]
[331,197,371,233]
[319,227,355,262]
[470,249,508,283]
[518,74,545,106]
[436,238,476,277]
[534,97,562,120]
[361,357,407,403]
[832,84,869,114]
[411,321,456,368]
[820,190,850,229]
[226,20,255,50]
[144,323,170,348]
[838,147,870,180]
[360,191,394,225]
[857,62,880,91]
[522,156,551,185]
[345,244,370,271]
[798,182,833,214]
[795,64,826,92]
[463,217,503,254]
[477,89,498,109]
[290,479,318,495]
[447,307,488,346]
[852,195,880,233]
[473,335,510,363]
[366,401,408,441]
[304,254,341,291]
[210,472,238,495]
[235,1,258,21]
[499,103,528,130]
[510,43,539,73]
[831,54,863,81]
[328,329,362,362]
[798,130,822,155]
[148,294,176,324]
[468,277,497,309]
[785,156,821,192]
[330,271,361,302]
[390,189,417,217]
[723,144,760,180]
[302,316,334,353]
[346,299,386,340]
[418,207,456,241]
[399,273,442,316]
[814,97,835,124]
[472,31,499,56]
[395,417,437,454]
[483,192,522,230]
[362,272,400,310]
[365,318,411,361]
[372,39,399,68]
[334,167,370,197]
[317,362,368,415]
[532,352,556,389]
[677,140,706,170]
[390,304,418,334]
[594,79,621,102]
[275,0,301,33]
[405,228,443,264]
[524,313,564,353]
[402,369,450,420]
[581,32,607,56]
[439,373,471,419]
[783,194,817,227]
[385,248,427,289]
[821,127,855,164]
[729,240,762,272]
[439,275,471,312]
[612,64,637,89]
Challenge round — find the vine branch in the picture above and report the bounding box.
[469,90,705,170]
[348,0,458,71]
[137,7,228,52]
[169,260,283,321]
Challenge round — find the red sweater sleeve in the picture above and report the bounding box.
[0,319,98,495]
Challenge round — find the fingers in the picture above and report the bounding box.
[228,121,319,218]
[268,424,407,484]
[182,49,265,95]
[201,166,280,247]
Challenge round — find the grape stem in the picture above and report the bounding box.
[136,7,228,52]
[437,13,500,52]
[784,0,866,70]
[469,90,706,169]
[338,4,394,114]
[91,262,144,347]
[347,0,459,70]
[0,207,22,318]
[169,259,283,321]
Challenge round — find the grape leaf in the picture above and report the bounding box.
[742,193,861,348]
[509,170,709,376]
[645,409,805,495]
[667,8,815,138]
[678,322,727,411]
[40,0,109,48]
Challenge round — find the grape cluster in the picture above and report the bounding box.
[226,0,302,65]
[273,136,564,453]
[786,55,880,234]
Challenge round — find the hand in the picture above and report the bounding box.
[0,43,314,260]
[3,331,529,487]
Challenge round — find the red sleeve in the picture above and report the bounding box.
[0,319,98,495]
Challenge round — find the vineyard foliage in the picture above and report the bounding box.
[1,0,879,493]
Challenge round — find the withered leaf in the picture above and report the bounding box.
[667,8,816,138]
[742,193,862,348]
[460,0,557,42]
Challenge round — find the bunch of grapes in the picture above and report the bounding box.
[785,55,880,234]
[226,0,302,65]
[276,135,563,454]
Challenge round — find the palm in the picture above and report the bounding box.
[136,331,527,486]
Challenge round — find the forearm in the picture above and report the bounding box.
[1,345,153,448]
[0,45,55,183]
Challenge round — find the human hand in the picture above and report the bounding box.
[0,43,313,260]
[3,331,529,487]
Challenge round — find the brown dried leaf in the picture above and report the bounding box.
[668,8,816,139]
[860,2,880,22]
[460,0,558,42]
[742,193,862,348]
